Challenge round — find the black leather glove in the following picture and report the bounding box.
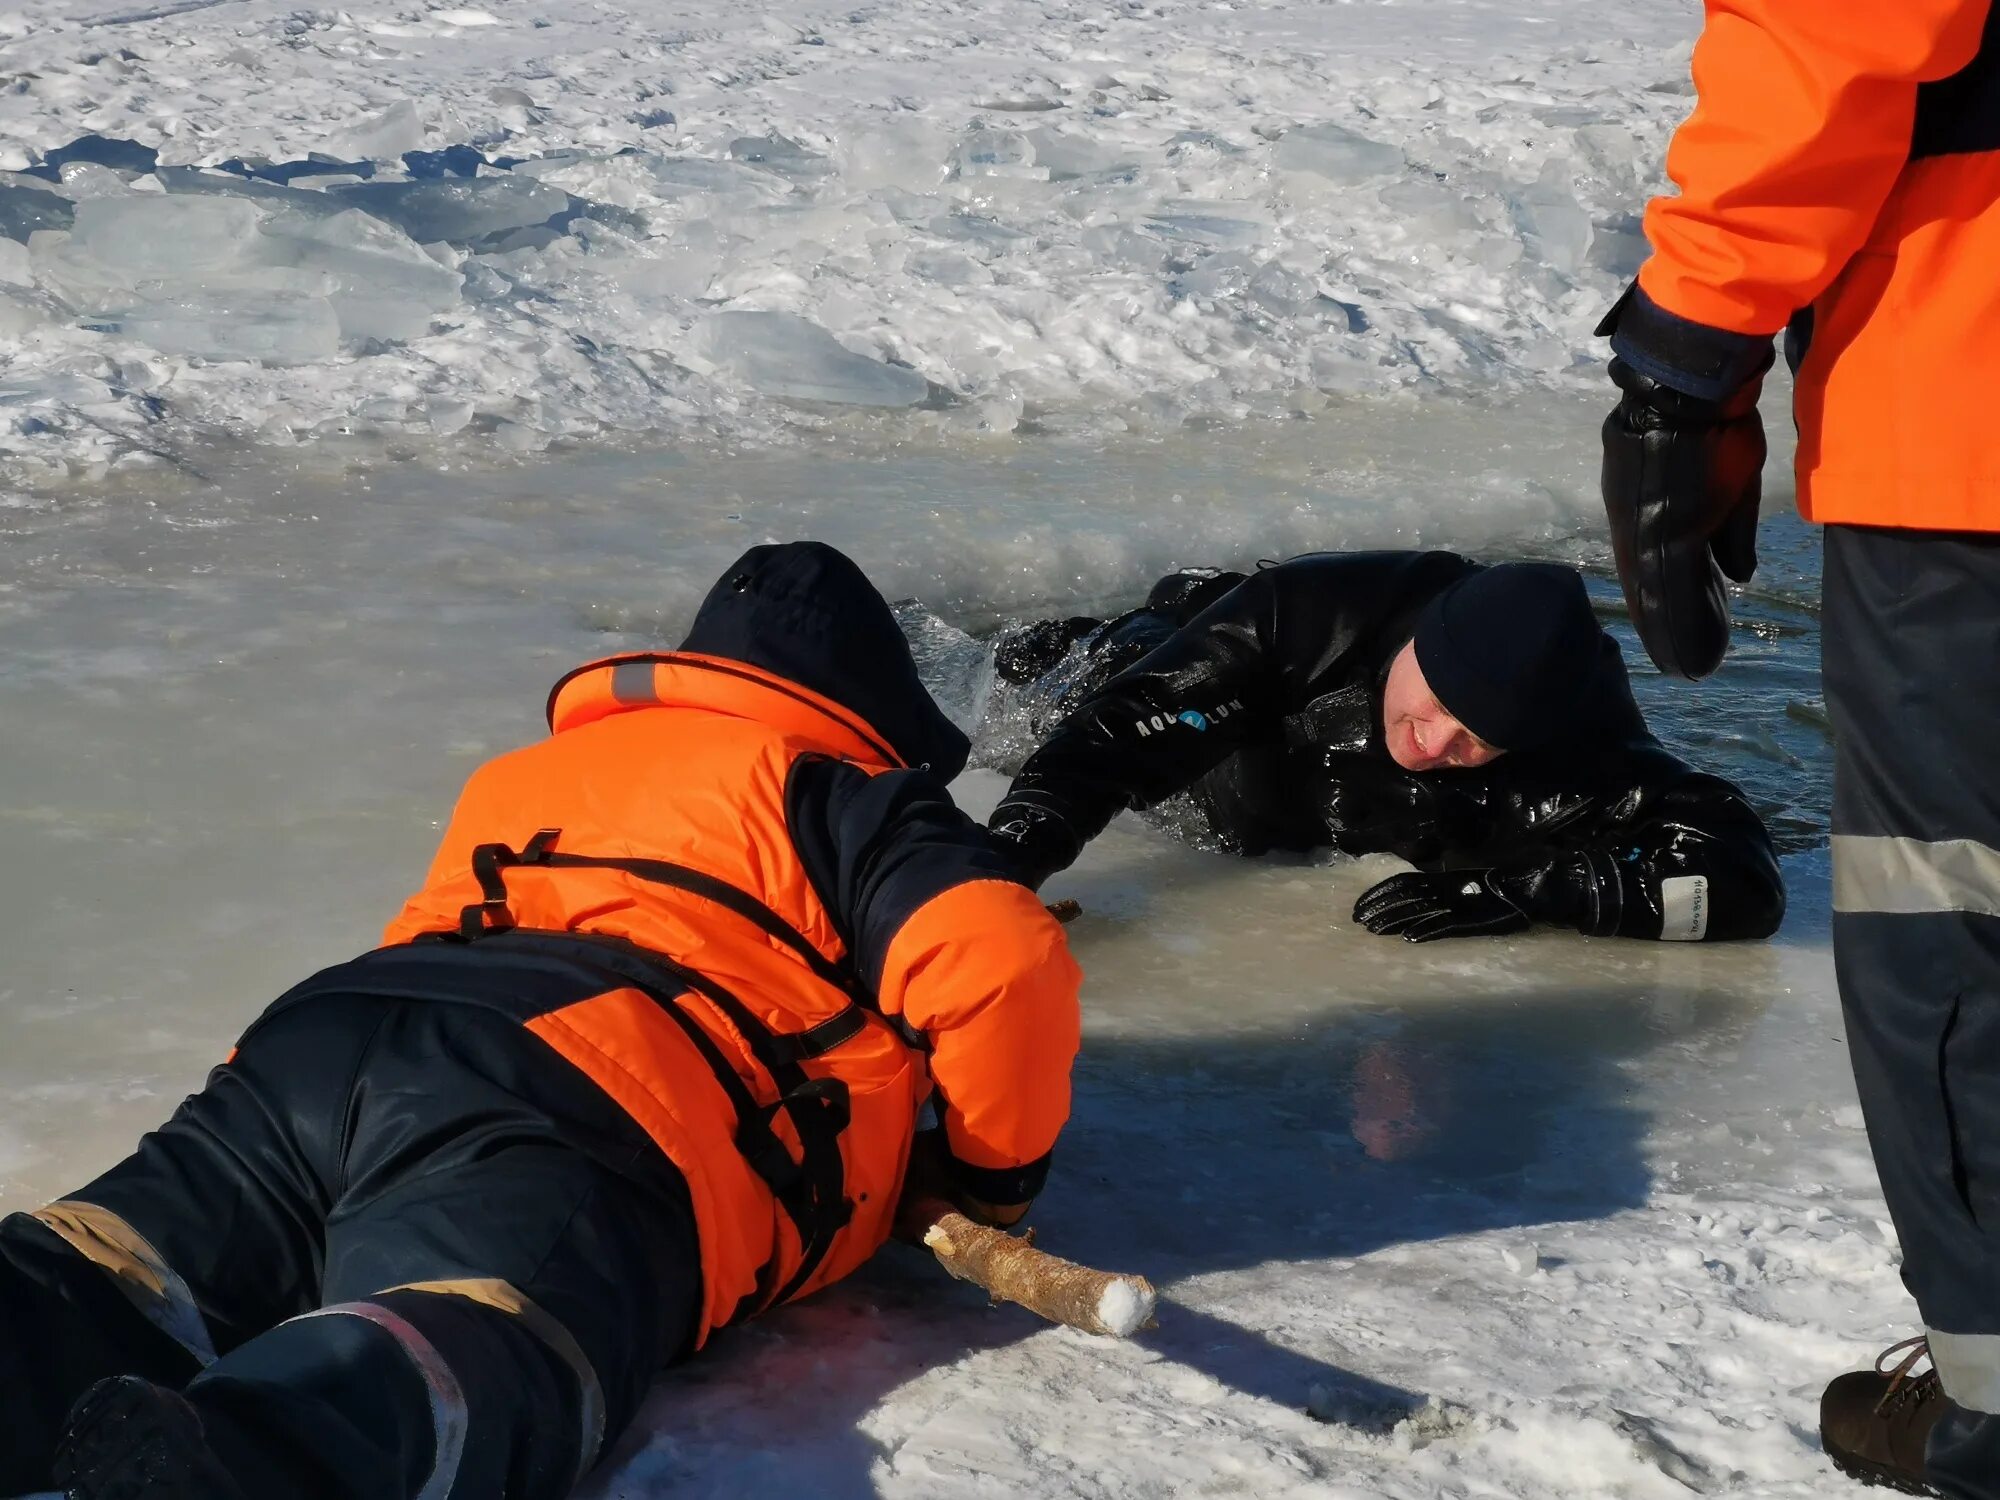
[1598,285,1776,682]
[1353,869,1532,942]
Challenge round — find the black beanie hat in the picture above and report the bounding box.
[1410,562,1602,752]
[679,541,970,778]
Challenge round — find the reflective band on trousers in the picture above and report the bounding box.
[29,1200,218,1366]
[295,1302,468,1500]
[1930,1330,2000,1416]
[390,1279,607,1485]
[1832,836,2000,917]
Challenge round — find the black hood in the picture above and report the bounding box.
[678,541,970,779]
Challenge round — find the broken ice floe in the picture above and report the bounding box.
[0,104,1642,473]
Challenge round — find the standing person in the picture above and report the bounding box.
[0,540,1081,1500]
[1596,2,2000,1493]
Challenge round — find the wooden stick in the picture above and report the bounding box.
[1045,898,1083,924]
[912,1198,1157,1338]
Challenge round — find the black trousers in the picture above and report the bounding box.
[0,992,701,1499]
[1824,525,2000,1498]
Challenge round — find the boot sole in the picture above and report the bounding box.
[1828,1447,1941,1498]
[53,1377,247,1500]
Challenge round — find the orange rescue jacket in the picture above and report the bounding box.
[373,546,1082,1346]
[1637,0,2000,530]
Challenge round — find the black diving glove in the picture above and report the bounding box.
[986,795,1082,892]
[1598,284,1775,682]
[1353,869,1532,942]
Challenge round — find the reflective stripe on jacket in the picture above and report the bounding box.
[378,651,1082,1345]
[1638,0,2000,530]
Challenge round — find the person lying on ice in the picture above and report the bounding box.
[987,550,1784,943]
[0,540,1082,1500]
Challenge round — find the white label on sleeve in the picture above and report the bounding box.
[1660,875,1710,942]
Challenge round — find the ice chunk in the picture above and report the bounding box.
[952,126,1046,181]
[157,167,347,217]
[0,181,74,242]
[34,195,458,352]
[69,195,265,279]
[1274,123,1406,182]
[326,100,427,163]
[642,156,788,201]
[102,291,342,365]
[1509,161,1592,278]
[257,207,462,342]
[835,118,951,192]
[727,134,832,183]
[1024,127,1134,181]
[327,178,567,246]
[0,285,49,335]
[693,310,928,407]
[1145,202,1267,249]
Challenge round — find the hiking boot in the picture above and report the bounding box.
[53,1376,250,1500]
[1821,1337,1951,1496]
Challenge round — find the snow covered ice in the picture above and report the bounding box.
[0,0,1700,476]
[0,0,1909,1496]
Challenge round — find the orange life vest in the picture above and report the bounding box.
[379,652,1082,1345]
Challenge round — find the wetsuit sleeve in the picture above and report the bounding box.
[788,759,1082,1203]
[1490,744,1786,942]
[1633,0,1990,345]
[989,565,1321,884]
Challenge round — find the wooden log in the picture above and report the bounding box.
[912,1198,1157,1338]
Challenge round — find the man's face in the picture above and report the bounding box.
[1381,640,1506,773]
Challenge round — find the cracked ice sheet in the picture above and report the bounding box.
[0,0,1699,474]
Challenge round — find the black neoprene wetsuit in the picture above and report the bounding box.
[989,550,1785,942]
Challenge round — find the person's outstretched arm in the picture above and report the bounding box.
[987,566,1325,887]
[789,760,1082,1219]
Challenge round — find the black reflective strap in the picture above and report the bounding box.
[556,936,856,1314]
[459,829,561,938]
[456,830,869,1008]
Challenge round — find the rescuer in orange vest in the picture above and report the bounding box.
[0,541,1082,1500]
[1597,3,2000,1492]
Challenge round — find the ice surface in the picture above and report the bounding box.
[693,310,930,407]
[0,393,1867,1497]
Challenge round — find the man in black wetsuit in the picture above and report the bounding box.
[988,551,1785,944]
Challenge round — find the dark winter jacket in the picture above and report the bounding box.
[990,551,1786,942]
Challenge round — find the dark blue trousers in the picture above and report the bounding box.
[0,993,701,1499]
[1825,525,2000,1498]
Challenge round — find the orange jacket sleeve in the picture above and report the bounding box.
[875,879,1082,1203]
[786,760,1085,1204]
[1640,0,1992,334]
